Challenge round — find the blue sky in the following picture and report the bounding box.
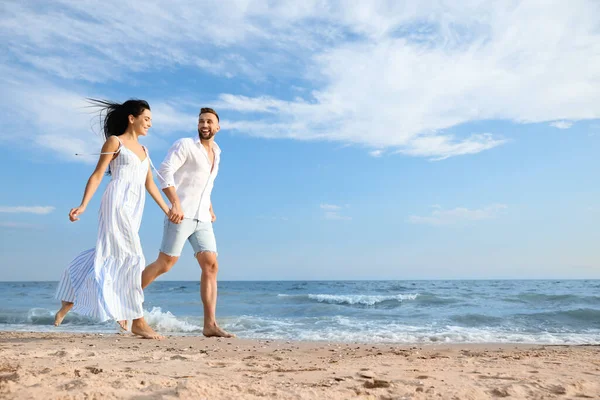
[0,1,598,281]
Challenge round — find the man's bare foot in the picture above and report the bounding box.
[203,325,236,338]
[54,301,74,326]
[117,320,128,331]
[131,319,164,340]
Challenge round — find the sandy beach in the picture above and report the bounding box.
[0,332,598,399]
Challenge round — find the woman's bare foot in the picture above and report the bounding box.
[54,301,74,326]
[131,318,164,340]
[117,320,128,331]
[203,324,236,338]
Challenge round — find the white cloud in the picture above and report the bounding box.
[213,2,600,158]
[550,121,573,129]
[397,133,507,161]
[2,1,600,160]
[0,67,199,160]
[369,150,384,157]
[320,204,351,220]
[324,212,352,221]
[0,206,55,214]
[408,204,507,226]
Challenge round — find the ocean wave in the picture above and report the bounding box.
[143,307,202,333]
[506,293,600,305]
[515,308,600,325]
[3,309,600,345]
[224,315,600,345]
[413,293,462,306]
[0,308,98,325]
[0,307,202,333]
[278,293,418,306]
[450,313,505,326]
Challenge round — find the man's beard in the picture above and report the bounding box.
[198,128,215,140]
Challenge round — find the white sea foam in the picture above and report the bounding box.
[143,307,202,333]
[278,293,419,306]
[223,315,600,345]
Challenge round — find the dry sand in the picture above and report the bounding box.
[1,331,599,399]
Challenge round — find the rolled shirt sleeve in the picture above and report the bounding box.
[158,139,188,189]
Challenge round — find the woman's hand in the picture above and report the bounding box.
[69,205,86,222]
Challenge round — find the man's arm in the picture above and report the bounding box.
[159,140,187,223]
[209,203,216,223]
[163,187,184,223]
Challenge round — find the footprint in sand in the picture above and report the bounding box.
[85,366,103,374]
[546,384,567,395]
[207,362,229,368]
[60,379,87,391]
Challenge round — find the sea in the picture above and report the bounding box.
[1,280,599,345]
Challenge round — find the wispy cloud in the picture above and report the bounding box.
[320,204,341,211]
[408,204,507,226]
[0,206,55,214]
[323,212,352,221]
[2,2,600,161]
[212,2,600,158]
[397,133,508,161]
[0,67,198,161]
[320,204,351,220]
[549,121,573,129]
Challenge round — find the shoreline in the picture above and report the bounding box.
[1,332,599,399]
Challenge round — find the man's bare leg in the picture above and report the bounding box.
[196,251,234,338]
[54,301,73,326]
[133,253,178,339]
[131,317,164,340]
[142,252,179,289]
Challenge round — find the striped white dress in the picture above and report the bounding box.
[56,138,149,322]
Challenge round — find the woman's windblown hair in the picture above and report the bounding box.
[86,98,150,175]
[87,98,150,141]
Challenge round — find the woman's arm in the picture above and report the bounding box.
[69,136,120,222]
[145,167,170,215]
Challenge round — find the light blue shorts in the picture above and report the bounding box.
[160,218,218,257]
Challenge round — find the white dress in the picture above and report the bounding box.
[56,138,149,321]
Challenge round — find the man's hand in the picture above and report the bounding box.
[168,204,184,224]
[211,211,216,223]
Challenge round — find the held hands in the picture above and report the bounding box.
[69,205,86,222]
[168,204,184,224]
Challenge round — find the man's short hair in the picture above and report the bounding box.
[200,107,219,122]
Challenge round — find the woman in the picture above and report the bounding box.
[54,99,169,340]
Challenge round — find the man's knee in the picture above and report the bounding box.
[197,252,218,276]
[157,253,179,274]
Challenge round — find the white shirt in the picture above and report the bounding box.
[158,137,221,222]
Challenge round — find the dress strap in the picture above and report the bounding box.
[143,148,167,184]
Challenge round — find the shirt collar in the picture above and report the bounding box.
[194,137,221,154]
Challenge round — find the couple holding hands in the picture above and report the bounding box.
[54,99,232,340]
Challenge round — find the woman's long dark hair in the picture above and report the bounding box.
[87,98,151,141]
[87,98,150,174]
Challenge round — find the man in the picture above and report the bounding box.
[142,107,234,338]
